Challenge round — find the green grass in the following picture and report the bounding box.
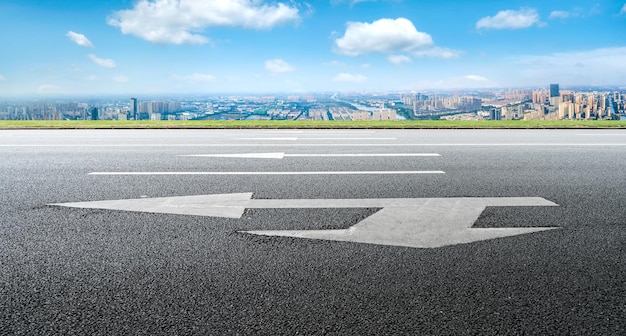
[1,119,626,129]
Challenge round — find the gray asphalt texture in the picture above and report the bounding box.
[1,129,625,335]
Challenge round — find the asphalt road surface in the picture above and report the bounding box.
[1,129,625,335]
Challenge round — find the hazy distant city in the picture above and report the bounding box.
[2,85,625,122]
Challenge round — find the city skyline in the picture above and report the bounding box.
[0,0,625,96]
[3,85,624,122]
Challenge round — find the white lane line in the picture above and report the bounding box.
[577,134,626,136]
[181,153,441,159]
[254,131,304,134]
[183,153,286,159]
[89,171,445,176]
[287,132,375,135]
[3,143,626,147]
[235,137,397,140]
[225,131,376,136]
[236,137,298,141]
[296,137,397,140]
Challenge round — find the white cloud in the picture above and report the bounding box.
[172,73,216,82]
[113,75,129,83]
[413,47,463,59]
[550,6,602,19]
[88,54,117,68]
[332,0,376,6]
[107,0,300,45]
[333,73,367,83]
[465,75,488,81]
[388,55,411,64]
[0,75,5,81]
[334,18,433,56]
[265,59,295,73]
[323,60,346,67]
[514,46,626,85]
[549,10,571,19]
[85,75,97,81]
[37,84,60,93]
[332,0,401,6]
[549,7,596,19]
[66,31,94,48]
[621,4,626,15]
[404,77,499,90]
[476,8,542,30]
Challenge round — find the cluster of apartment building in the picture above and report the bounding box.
[400,94,482,115]
[307,106,397,121]
[0,98,188,121]
[496,84,625,120]
[351,109,397,120]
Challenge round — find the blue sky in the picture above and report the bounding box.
[0,0,625,96]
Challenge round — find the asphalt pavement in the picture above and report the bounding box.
[1,129,624,335]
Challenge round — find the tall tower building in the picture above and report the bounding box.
[130,97,138,120]
[550,84,559,97]
[548,84,561,107]
[90,107,98,120]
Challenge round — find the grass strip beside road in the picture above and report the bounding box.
[1,120,626,129]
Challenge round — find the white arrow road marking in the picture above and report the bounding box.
[180,153,440,159]
[287,153,439,157]
[50,193,252,218]
[50,194,559,248]
[246,202,558,248]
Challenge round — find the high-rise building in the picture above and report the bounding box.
[490,108,502,120]
[90,107,98,120]
[550,84,559,98]
[559,102,574,119]
[130,97,138,120]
